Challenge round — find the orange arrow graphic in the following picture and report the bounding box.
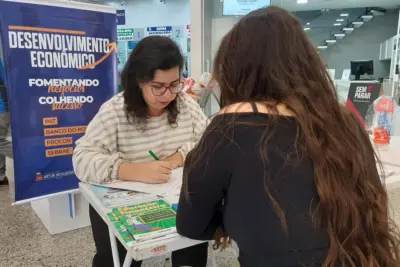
[78,42,117,70]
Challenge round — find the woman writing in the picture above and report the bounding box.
[176,6,400,267]
[73,36,209,267]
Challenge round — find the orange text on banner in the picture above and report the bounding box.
[44,126,87,137]
[45,147,74,158]
[43,117,58,126]
[45,137,73,147]
[78,42,117,70]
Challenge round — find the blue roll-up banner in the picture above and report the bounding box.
[0,0,117,203]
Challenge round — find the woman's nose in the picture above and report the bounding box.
[163,89,173,98]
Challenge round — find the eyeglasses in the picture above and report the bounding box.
[149,81,184,96]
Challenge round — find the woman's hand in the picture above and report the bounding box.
[162,152,183,168]
[186,87,201,102]
[118,161,179,184]
[185,82,203,103]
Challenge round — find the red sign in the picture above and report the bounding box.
[151,245,168,256]
[375,97,395,113]
[186,25,190,38]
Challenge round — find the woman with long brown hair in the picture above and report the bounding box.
[176,6,400,267]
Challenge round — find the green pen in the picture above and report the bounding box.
[149,150,165,198]
[148,150,159,161]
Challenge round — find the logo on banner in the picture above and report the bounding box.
[34,171,75,182]
[35,172,43,181]
[346,83,381,126]
[353,85,373,100]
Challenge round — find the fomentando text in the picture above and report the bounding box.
[29,78,99,111]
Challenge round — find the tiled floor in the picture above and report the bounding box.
[1,168,399,267]
[0,164,236,267]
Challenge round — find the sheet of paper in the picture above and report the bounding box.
[95,168,183,196]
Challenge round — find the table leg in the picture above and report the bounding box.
[122,251,133,267]
[209,244,217,267]
[108,225,121,267]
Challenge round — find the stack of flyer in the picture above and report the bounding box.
[91,185,159,208]
[107,200,179,242]
[107,212,135,244]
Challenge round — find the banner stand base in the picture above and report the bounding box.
[7,157,91,235]
[31,193,91,235]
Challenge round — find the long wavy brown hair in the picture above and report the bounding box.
[183,6,400,267]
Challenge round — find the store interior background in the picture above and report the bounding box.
[203,0,399,77]
[1,0,400,266]
[86,0,399,93]
[199,0,400,121]
[80,0,400,115]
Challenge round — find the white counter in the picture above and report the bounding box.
[375,136,400,191]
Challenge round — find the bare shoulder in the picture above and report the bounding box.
[219,103,254,114]
[219,102,295,117]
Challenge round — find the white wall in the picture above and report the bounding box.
[211,17,238,63]
[190,0,202,79]
[105,0,190,28]
[203,0,239,74]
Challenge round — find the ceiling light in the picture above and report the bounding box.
[304,27,311,31]
[352,21,364,28]
[334,33,346,39]
[306,22,310,25]
[325,40,337,45]
[361,15,373,22]
[336,19,344,22]
[340,13,349,17]
[343,27,354,33]
[317,45,328,50]
[370,10,385,16]
[333,23,341,26]
[297,0,308,3]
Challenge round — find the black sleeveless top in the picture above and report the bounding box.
[177,107,333,267]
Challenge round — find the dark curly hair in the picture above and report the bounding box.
[120,36,184,131]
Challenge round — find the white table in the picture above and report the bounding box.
[374,136,400,191]
[79,136,400,267]
[382,165,400,191]
[376,136,400,168]
[79,183,207,267]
